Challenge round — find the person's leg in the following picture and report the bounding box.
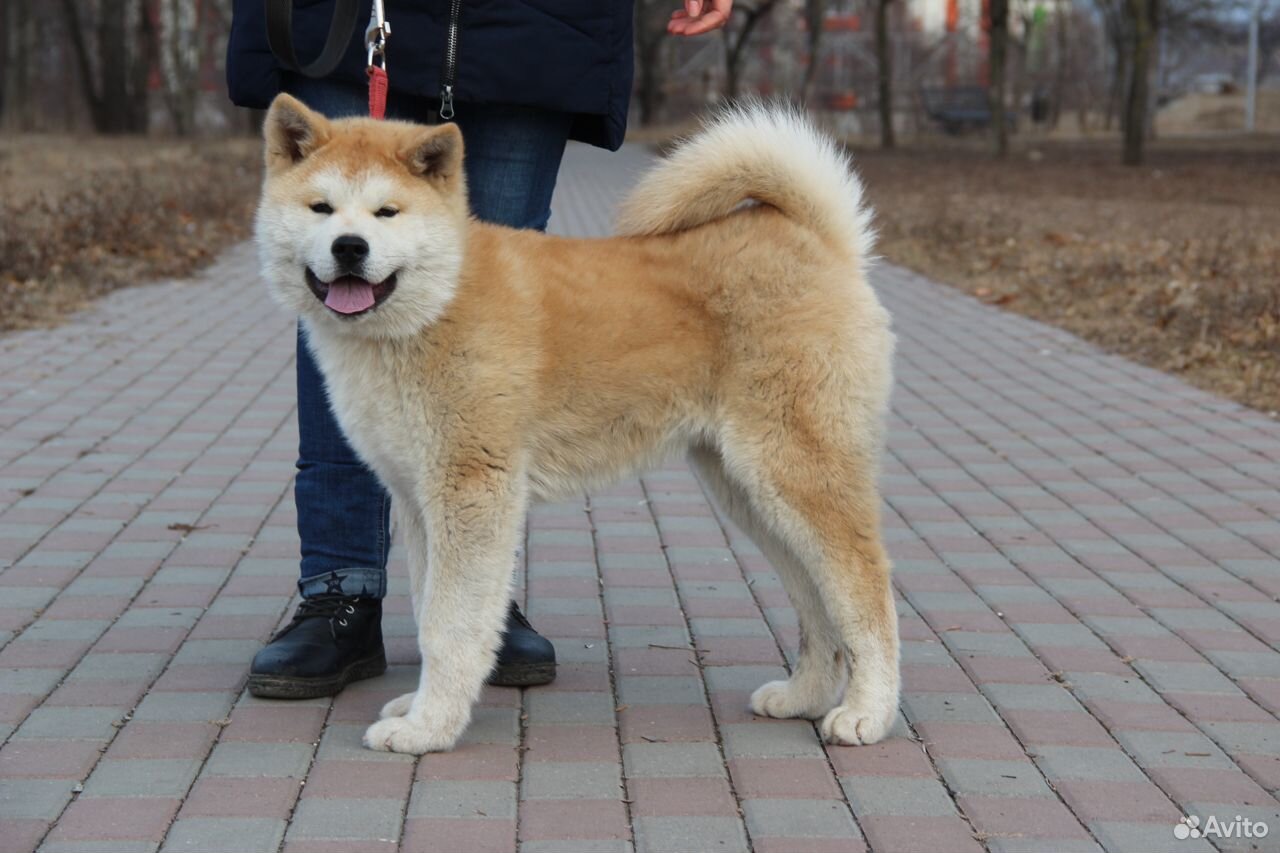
[454,104,575,230]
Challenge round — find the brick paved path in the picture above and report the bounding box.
[3,143,1280,853]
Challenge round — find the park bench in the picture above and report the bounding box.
[919,85,1017,134]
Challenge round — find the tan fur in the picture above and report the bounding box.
[256,95,900,754]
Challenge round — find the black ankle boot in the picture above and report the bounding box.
[248,595,386,699]
[489,602,556,687]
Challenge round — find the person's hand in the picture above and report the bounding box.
[667,0,732,35]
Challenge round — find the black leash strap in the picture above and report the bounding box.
[266,0,362,79]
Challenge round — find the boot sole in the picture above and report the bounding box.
[488,661,557,687]
[247,650,387,700]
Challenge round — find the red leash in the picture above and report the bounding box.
[365,0,390,119]
[367,66,388,119]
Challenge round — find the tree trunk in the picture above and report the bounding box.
[1122,0,1155,165]
[62,0,150,133]
[160,0,201,135]
[634,1,667,127]
[989,0,1009,156]
[1049,0,1069,130]
[800,0,826,105]
[723,1,779,100]
[97,0,135,133]
[875,0,895,148]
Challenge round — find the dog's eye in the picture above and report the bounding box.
[310,202,333,214]
[375,207,398,218]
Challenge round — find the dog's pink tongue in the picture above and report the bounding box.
[325,280,375,314]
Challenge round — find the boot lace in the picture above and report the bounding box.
[274,594,361,641]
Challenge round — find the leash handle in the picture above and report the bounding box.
[265,0,362,79]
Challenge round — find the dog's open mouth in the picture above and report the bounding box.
[306,269,398,317]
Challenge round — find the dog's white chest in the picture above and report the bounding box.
[304,330,433,501]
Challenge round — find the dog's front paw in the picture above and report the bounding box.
[820,704,894,746]
[379,692,416,719]
[362,716,459,754]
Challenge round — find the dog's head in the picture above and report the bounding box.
[255,94,468,340]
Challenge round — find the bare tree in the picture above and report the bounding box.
[159,0,202,135]
[636,0,672,125]
[989,0,1010,156]
[874,0,895,148]
[722,0,781,98]
[1122,0,1159,164]
[61,0,151,133]
[800,0,828,104]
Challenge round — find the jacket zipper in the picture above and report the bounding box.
[439,0,461,120]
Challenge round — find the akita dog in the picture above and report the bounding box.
[255,94,899,754]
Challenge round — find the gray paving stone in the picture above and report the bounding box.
[132,692,235,723]
[39,842,160,853]
[1110,731,1236,770]
[162,814,288,845]
[980,683,1081,712]
[0,667,66,695]
[840,775,959,816]
[15,707,126,740]
[935,758,1055,798]
[524,691,616,727]
[608,626,691,648]
[82,759,203,798]
[520,762,622,800]
[623,742,727,777]
[407,779,516,818]
[202,742,315,777]
[985,840,1103,853]
[633,816,749,853]
[617,676,706,706]
[1089,821,1215,853]
[522,842,634,853]
[902,692,1002,723]
[720,722,826,759]
[688,618,773,638]
[0,777,76,819]
[1030,746,1148,782]
[702,666,790,693]
[287,797,404,840]
[1131,660,1240,694]
[741,798,860,838]
[1197,722,1280,757]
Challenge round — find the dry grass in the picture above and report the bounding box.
[0,135,261,331]
[852,136,1280,414]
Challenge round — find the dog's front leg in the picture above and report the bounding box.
[363,466,526,755]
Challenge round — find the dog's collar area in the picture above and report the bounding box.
[306,268,398,318]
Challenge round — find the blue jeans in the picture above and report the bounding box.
[285,76,574,599]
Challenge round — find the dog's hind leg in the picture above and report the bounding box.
[718,431,900,746]
[363,466,527,755]
[688,446,845,720]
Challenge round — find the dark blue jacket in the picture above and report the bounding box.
[227,0,634,149]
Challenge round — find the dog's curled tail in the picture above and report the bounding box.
[616,101,873,259]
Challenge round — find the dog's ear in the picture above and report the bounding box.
[400,123,464,184]
[263,94,330,173]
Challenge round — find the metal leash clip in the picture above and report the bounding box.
[366,0,390,71]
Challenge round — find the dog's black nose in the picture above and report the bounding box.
[331,235,369,267]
